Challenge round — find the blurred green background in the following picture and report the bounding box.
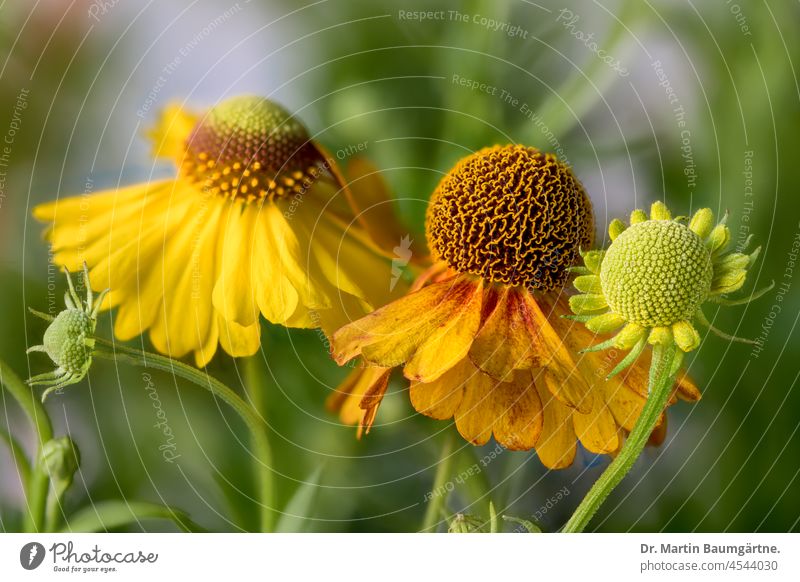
[1,0,798,532]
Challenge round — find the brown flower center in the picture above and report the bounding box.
[180,96,325,201]
[425,145,594,290]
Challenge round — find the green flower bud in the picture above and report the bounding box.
[40,436,80,491]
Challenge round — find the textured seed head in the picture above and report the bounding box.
[600,220,713,326]
[425,145,594,290]
[181,96,325,201]
[43,309,93,373]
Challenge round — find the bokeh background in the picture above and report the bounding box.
[1,0,798,532]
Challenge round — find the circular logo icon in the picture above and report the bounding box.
[19,542,46,570]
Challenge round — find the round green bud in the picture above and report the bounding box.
[43,309,93,374]
[599,220,713,327]
[447,513,484,533]
[40,436,81,483]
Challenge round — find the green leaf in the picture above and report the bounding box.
[61,501,205,533]
[489,501,498,534]
[502,515,542,533]
[275,466,324,533]
[0,427,31,488]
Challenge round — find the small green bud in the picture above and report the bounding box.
[608,218,625,241]
[630,209,647,224]
[573,275,602,294]
[40,436,81,488]
[586,312,626,334]
[448,513,485,533]
[673,321,701,352]
[706,223,731,255]
[650,201,672,220]
[689,208,714,238]
[581,249,605,274]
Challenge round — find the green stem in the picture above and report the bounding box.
[0,357,53,532]
[562,343,678,533]
[420,429,456,532]
[93,339,275,532]
[242,354,266,421]
[45,483,67,532]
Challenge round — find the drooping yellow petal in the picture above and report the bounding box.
[252,204,303,324]
[469,288,540,381]
[492,372,542,451]
[212,203,259,326]
[573,398,620,454]
[534,383,576,469]
[217,316,261,358]
[409,358,468,420]
[404,279,483,383]
[332,275,479,367]
[526,295,593,413]
[453,370,495,446]
[327,366,392,437]
[145,102,198,162]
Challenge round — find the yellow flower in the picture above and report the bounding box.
[329,145,699,467]
[34,95,400,366]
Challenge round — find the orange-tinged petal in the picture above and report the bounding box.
[332,275,477,367]
[404,279,483,383]
[358,369,391,437]
[492,372,543,450]
[573,399,620,454]
[524,294,592,413]
[454,369,495,446]
[409,358,469,420]
[604,382,646,433]
[675,372,702,402]
[534,383,576,469]
[469,287,540,381]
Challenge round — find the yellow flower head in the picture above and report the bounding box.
[34,95,401,366]
[570,202,769,374]
[330,146,698,467]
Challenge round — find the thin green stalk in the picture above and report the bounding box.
[92,339,275,532]
[420,429,456,532]
[45,487,64,532]
[242,354,266,421]
[0,357,53,532]
[562,343,678,533]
